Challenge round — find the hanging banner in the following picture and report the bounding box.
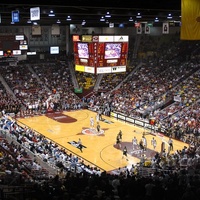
[30,7,40,21]
[136,23,142,34]
[12,10,19,23]
[181,0,200,40]
[162,22,169,34]
[145,24,150,34]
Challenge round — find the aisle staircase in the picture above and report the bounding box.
[0,74,16,98]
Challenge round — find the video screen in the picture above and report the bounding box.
[104,43,122,59]
[50,46,59,54]
[78,42,89,59]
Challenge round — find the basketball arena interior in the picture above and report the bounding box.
[0,1,200,199]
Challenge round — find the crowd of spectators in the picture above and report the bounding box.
[0,113,104,199]
[107,45,199,117]
[31,62,83,111]
[153,69,200,139]
[0,60,84,117]
[1,113,200,199]
[0,114,102,173]
[0,35,199,199]
[88,36,200,141]
[98,64,135,92]
[76,72,97,90]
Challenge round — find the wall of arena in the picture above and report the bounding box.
[0,25,180,54]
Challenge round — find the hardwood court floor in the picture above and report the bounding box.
[16,109,188,172]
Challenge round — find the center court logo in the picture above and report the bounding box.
[82,128,104,135]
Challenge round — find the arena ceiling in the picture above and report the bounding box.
[0,1,181,27]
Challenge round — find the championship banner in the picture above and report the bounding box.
[32,25,41,35]
[181,0,200,40]
[145,24,150,34]
[30,7,40,21]
[12,10,19,23]
[162,22,169,34]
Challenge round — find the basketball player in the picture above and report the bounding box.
[122,146,128,161]
[142,135,147,151]
[168,137,173,151]
[116,134,121,149]
[132,136,138,150]
[139,139,144,150]
[90,116,94,129]
[151,137,157,149]
[118,130,122,140]
[98,109,102,121]
[96,112,100,123]
[96,122,101,134]
[77,138,83,152]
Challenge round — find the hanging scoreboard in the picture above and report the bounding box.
[73,35,129,74]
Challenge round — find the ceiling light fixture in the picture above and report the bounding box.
[56,19,61,24]
[136,12,142,19]
[167,13,172,19]
[129,17,134,22]
[105,12,111,18]
[66,16,72,21]
[154,17,159,22]
[100,16,105,22]
[48,10,55,17]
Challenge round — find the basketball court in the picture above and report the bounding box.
[16,109,188,172]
